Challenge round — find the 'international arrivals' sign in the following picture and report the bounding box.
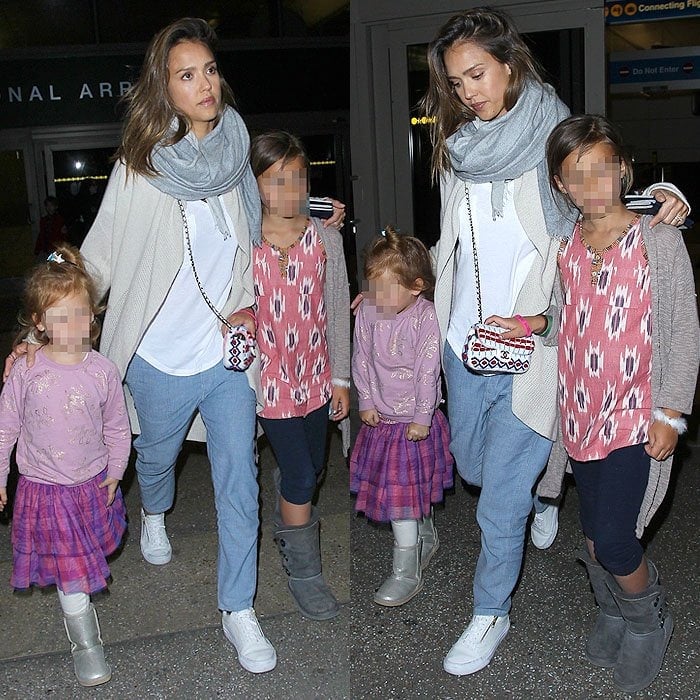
[0,55,137,129]
[605,1,700,24]
[0,46,349,130]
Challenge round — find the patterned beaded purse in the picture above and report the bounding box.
[460,184,535,375]
[177,200,256,372]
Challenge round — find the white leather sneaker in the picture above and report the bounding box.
[443,614,510,676]
[222,608,277,674]
[530,503,559,550]
[140,509,172,565]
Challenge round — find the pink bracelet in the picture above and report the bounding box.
[514,314,533,337]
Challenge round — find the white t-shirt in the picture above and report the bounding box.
[446,180,536,358]
[136,199,238,376]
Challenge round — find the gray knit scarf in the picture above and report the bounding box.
[151,106,261,245]
[447,81,578,238]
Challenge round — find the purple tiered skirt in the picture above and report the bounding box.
[10,469,127,595]
[350,409,454,522]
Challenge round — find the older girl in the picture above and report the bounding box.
[545,114,698,693]
[251,131,350,621]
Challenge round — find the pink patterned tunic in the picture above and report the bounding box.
[558,220,652,461]
[254,221,332,419]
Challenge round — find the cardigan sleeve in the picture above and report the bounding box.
[318,220,351,382]
[655,231,699,414]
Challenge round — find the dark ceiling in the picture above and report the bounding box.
[0,0,349,48]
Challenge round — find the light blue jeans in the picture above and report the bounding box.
[444,344,553,616]
[125,355,259,613]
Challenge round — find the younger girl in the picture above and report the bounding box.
[351,228,454,606]
[0,244,131,687]
[250,131,350,621]
[543,115,698,693]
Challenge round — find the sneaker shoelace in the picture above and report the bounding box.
[144,515,169,546]
[533,511,548,528]
[229,609,265,645]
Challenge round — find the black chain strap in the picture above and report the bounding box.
[464,182,483,323]
[177,199,234,332]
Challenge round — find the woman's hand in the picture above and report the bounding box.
[405,422,429,442]
[98,476,120,507]
[359,408,379,427]
[484,314,546,340]
[351,293,364,317]
[649,190,690,228]
[224,308,256,337]
[0,487,7,511]
[326,200,346,230]
[329,386,350,421]
[3,342,39,382]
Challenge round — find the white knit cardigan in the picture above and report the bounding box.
[433,167,561,441]
[81,160,260,442]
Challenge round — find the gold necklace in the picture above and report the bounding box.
[579,215,640,287]
[263,219,309,280]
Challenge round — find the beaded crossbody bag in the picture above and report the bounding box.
[460,184,535,375]
[177,200,256,371]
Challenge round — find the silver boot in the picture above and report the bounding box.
[374,541,423,607]
[418,509,439,569]
[63,604,111,687]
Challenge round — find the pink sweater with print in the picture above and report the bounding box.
[0,349,131,487]
[352,296,443,426]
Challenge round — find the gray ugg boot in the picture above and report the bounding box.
[609,560,674,693]
[274,510,340,621]
[373,541,423,607]
[418,509,439,570]
[578,549,626,668]
[63,604,111,687]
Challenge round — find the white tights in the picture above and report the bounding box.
[391,519,418,547]
[57,589,90,616]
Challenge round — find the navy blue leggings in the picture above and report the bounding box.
[570,443,650,576]
[258,401,330,505]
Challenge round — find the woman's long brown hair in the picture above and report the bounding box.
[116,17,235,177]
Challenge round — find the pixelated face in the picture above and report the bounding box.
[257,156,308,218]
[363,270,420,317]
[444,41,512,122]
[167,40,221,140]
[555,142,624,218]
[36,291,93,355]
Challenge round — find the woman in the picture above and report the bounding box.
[421,7,689,677]
[83,17,275,675]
